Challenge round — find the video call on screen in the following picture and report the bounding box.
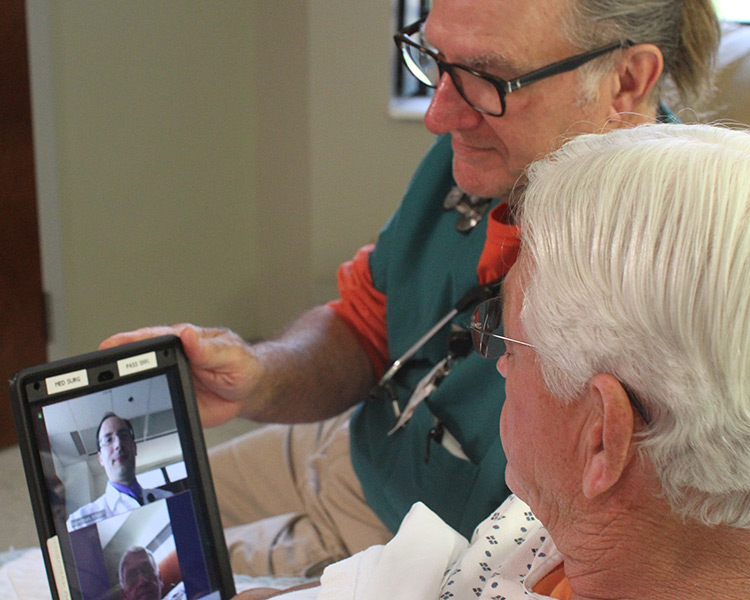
[32,372,220,600]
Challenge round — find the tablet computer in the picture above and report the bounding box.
[9,335,236,600]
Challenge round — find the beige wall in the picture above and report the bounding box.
[28,0,434,358]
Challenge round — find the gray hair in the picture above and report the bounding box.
[563,0,720,110]
[518,123,750,528]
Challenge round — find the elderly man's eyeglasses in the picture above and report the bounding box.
[122,562,159,587]
[470,297,651,424]
[470,296,532,359]
[98,428,134,449]
[394,19,634,117]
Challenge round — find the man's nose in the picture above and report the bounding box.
[496,354,508,378]
[112,431,129,450]
[423,72,483,135]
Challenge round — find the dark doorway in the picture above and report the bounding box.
[1,0,48,448]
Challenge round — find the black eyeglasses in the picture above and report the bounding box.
[470,297,651,424]
[394,19,634,117]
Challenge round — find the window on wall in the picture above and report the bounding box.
[390,0,432,119]
[715,0,750,22]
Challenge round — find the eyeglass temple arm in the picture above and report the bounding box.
[507,40,635,93]
[622,384,651,425]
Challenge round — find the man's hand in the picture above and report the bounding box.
[100,324,260,427]
[99,307,376,426]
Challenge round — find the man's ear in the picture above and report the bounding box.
[581,373,636,499]
[97,451,104,467]
[610,43,664,117]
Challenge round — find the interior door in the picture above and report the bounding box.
[0,0,48,448]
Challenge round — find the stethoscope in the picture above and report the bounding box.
[378,186,497,390]
[372,276,505,435]
[369,184,501,444]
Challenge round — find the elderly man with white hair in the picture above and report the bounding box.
[461,122,750,599]
[236,122,750,599]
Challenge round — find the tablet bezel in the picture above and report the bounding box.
[9,335,236,600]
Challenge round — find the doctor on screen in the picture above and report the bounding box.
[67,412,172,531]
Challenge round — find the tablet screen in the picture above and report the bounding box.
[11,337,234,600]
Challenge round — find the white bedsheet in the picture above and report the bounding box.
[0,549,50,600]
[317,502,469,600]
[266,502,470,600]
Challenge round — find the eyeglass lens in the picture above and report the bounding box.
[401,41,439,87]
[471,297,508,358]
[99,428,134,447]
[400,36,505,116]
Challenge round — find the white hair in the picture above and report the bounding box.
[518,123,750,527]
